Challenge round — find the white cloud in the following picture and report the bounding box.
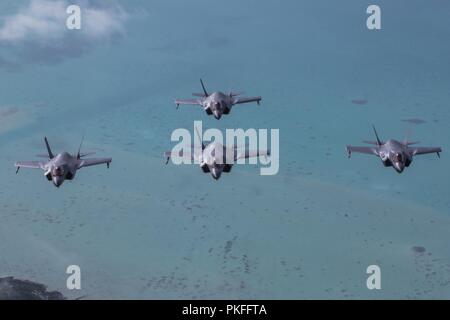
[83,4,127,38]
[0,0,67,42]
[0,0,128,68]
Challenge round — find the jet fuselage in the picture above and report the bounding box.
[44,153,80,187]
[201,92,233,120]
[377,139,413,173]
[198,142,234,180]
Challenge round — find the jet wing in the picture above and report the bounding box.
[233,96,262,105]
[235,149,270,161]
[192,93,207,97]
[78,158,112,169]
[175,99,201,108]
[15,161,46,169]
[164,149,197,164]
[346,146,379,157]
[410,147,442,157]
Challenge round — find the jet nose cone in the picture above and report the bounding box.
[53,177,64,187]
[213,110,222,120]
[394,162,405,173]
[211,168,222,180]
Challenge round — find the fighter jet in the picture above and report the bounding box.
[15,137,112,187]
[346,126,442,173]
[164,128,270,180]
[175,79,262,119]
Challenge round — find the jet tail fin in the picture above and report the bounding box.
[194,124,205,150]
[372,125,382,146]
[363,140,380,145]
[192,93,207,97]
[77,136,85,159]
[44,137,54,159]
[403,127,420,146]
[200,79,209,97]
[36,153,51,158]
[229,91,244,97]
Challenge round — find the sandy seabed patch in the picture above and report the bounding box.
[0,106,35,134]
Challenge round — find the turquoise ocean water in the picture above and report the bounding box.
[0,0,449,298]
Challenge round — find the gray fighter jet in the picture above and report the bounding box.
[175,79,262,119]
[164,129,270,180]
[346,126,442,173]
[15,137,112,187]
